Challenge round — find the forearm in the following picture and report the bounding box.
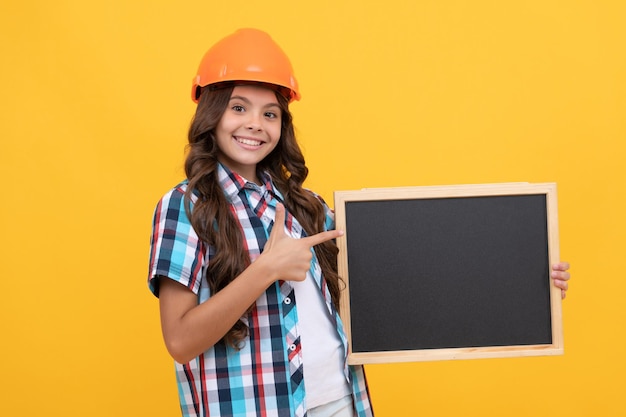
[159,256,277,363]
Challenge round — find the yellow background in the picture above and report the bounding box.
[1,1,624,416]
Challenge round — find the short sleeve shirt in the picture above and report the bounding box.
[148,164,374,417]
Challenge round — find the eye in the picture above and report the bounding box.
[264,111,279,119]
[231,105,245,112]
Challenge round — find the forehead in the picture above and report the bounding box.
[230,84,280,104]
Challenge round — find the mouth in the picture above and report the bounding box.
[234,136,263,147]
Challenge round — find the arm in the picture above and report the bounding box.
[159,203,343,363]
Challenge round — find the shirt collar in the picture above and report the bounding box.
[217,163,284,202]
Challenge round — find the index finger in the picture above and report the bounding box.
[302,229,344,247]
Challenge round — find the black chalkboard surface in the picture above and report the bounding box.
[334,183,562,364]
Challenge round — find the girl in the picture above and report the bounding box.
[148,28,571,417]
[149,28,370,417]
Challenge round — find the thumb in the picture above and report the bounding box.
[269,203,287,241]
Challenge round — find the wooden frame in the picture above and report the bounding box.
[334,183,563,364]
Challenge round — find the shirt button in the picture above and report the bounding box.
[289,344,297,351]
[284,297,291,305]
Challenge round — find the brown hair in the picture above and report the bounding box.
[184,85,342,348]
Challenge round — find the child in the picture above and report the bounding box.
[148,28,571,417]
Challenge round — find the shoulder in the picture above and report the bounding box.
[150,182,199,233]
[304,188,335,230]
[304,188,329,206]
[152,181,196,213]
[156,181,191,204]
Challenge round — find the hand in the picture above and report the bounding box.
[551,262,571,299]
[261,203,343,282]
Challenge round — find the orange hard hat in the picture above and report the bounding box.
[191,28,300,103]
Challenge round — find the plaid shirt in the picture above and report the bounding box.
[148,164,374,417]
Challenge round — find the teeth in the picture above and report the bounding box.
[236,137,262,146]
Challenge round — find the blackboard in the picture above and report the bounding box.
[334,183,562,364]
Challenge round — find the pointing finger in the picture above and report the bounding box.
[302,229,344,247]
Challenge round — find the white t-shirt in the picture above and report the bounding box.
[292,274,351,409]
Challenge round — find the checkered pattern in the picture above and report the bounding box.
[148,163,374,417]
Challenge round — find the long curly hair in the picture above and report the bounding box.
[184,84,342,349]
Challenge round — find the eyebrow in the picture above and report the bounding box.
[229,95,281,109]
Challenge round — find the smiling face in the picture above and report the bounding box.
[214,85,283,184]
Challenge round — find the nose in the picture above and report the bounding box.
[245,111,263,131]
